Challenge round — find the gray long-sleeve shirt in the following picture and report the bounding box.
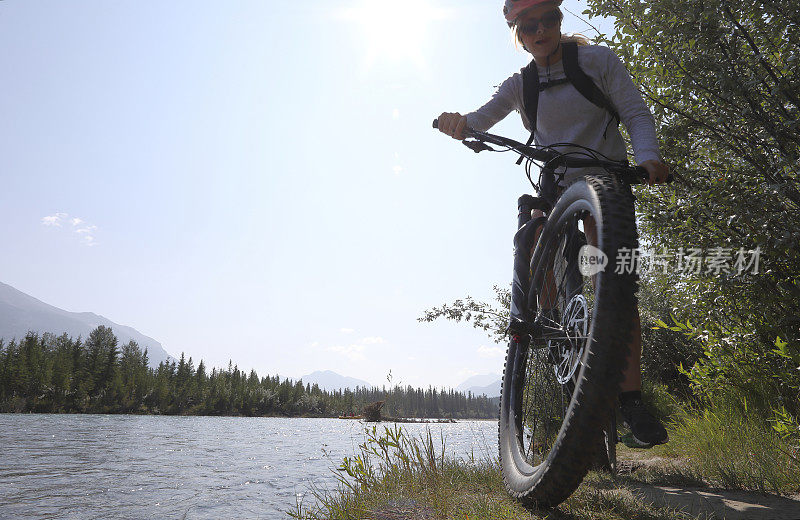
[466,44,660,183]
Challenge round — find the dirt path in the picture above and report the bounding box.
[618,450,800,520]
[361,453,800,520]
[630,484,800,520]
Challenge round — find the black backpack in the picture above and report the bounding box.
[517,41,620,164]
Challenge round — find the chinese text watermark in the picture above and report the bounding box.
[613,247,761,276]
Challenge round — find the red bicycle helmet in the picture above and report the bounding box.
[503,0,563,27]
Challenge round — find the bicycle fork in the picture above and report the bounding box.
[508,194,586,341]
[509,194,547,338]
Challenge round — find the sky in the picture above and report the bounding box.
[0,0,615,389]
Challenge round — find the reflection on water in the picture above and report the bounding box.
[0,415,497,519]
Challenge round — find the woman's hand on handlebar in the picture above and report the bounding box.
[639,159,670,186]
[436,112,468,140]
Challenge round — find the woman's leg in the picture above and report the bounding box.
[583,213,666,445]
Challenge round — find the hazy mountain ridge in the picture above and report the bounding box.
[299,370,372,392]
[297,371,503,397]
[456,373,502,397]
[464,380,502,398]
[456,373,501,392]
[0,281,173,368]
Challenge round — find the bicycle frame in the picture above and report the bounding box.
[434,119,667,499]
[433,121,672,500]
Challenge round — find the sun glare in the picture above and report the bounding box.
[340,0,449,69]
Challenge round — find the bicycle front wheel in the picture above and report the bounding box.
[498,174,638,507]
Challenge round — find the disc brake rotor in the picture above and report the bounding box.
[550,295,589,384]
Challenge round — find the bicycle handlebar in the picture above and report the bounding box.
[432,118,673,185]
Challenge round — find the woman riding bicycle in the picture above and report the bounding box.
[437,0,669,447]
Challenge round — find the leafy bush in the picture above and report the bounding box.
[637,270,704,395]
[584,0,800,422]
[653,316,800,425]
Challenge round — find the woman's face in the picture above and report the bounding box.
[517,4,562,59]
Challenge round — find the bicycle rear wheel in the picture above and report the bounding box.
[498,174,638,507]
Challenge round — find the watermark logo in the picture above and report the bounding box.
[574,245,762,277]
[614,246,761,276]
[579,244,608,276]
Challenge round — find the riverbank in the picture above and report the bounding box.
[0,409,485,420]
[303,461,800,520]
[291,427,800,520]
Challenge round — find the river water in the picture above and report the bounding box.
[0,415,498,519]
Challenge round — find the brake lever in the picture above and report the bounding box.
[635,167,674,184]
[463,140,495,153]
[625,166,674,185]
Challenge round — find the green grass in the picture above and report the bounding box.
[289,393,800,519]
[289,425,703,520]
[652,401,800,495]
[637,381,800,495]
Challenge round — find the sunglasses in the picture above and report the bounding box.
[518,11,561,35]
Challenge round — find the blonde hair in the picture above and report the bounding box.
[561,33,591,46]
[512,7,591,51]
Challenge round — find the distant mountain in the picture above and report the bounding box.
[300,370,372,392]
[456,373,501,392]
[465,380,502,398]
[0,281,172,368]
[456,373,502,398]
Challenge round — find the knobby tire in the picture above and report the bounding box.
[498,173,638,507]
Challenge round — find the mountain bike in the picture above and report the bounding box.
[433,119,670,507]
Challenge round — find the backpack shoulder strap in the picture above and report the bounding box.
[518,60,539,164]
[561,41,620,125]
[521,59,540,135]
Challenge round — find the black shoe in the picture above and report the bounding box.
[620,399,668,447]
